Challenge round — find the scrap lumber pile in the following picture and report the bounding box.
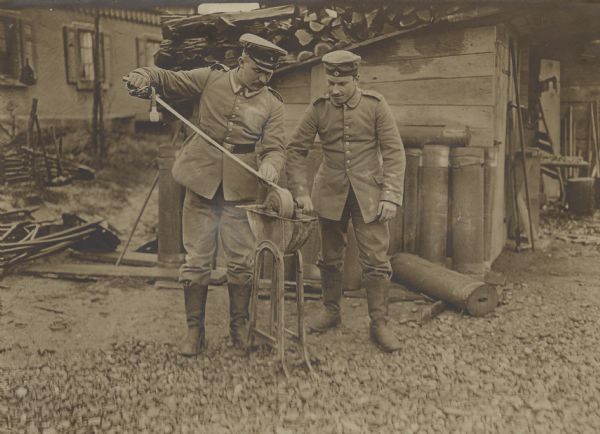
[0,211,120,275]
[1,147,95,187]
[2,98,95,187]
[155,3,501,70]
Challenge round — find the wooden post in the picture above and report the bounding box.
[158,123,185,267]
[91,11,105,163]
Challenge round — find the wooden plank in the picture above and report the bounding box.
[398,126,494,147]
[355,25,497,61]
[490,24,510,264]
[360,53,496,82]
[362,76,495,106]
[310,63,326,100]
[276,86,311,104]
[389,104,493,129]
[17,262,227,284]
[18,263,179,280]
[69,250,157,267]
[272,68,311,104]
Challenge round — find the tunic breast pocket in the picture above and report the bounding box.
[242,106,268,134]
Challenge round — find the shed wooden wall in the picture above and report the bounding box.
[271,24,510,266]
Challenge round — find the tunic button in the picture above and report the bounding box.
[346,160,350,164]
[345,150,350,154]
[345,142,350,146]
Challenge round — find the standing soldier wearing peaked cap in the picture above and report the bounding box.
[286,50,406,353]
[125,34,288,356]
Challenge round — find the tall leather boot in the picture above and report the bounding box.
[228,283,250,349]
[308,268,343,333]
[365,277,401,353]
[179,282,208,356]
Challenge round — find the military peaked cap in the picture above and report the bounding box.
[240,33,287,72]
[322,50,361,77]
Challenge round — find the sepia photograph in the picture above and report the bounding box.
[1,0,600,432]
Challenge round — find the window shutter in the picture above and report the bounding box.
[63,26,77,84]
[136,37,146,67]
[102,32,111,88]
[19,18,35,76]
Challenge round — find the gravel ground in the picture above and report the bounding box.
[2,135,600,433]
[2,234,600,434]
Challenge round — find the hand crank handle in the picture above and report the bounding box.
[152,93,284,192]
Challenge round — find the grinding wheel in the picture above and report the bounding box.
[264,188,295,218]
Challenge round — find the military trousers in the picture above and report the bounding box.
[318,187,392,280]
[179,184,255,286]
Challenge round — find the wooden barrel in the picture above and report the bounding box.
[419,145,449,264]
[450,147,485,277]
[567,177,595,216]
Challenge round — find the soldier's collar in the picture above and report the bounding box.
[328,88,362,108]
[229,69,264,98]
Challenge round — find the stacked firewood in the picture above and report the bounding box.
[155,3,468,70]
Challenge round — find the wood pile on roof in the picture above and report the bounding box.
[154,3,503,71]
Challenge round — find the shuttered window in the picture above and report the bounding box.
[0,11,37,85]
[136,36,161,67]
[63,23,111,90]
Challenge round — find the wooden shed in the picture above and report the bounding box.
[149,3,600,280]
[270,22,513,275]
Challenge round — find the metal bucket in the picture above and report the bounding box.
[566,177,595,216]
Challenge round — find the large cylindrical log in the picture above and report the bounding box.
[391,253,498,317]
[419,145,449,264]
[402,148,421,253]
[450,147,485,276]
[483,147,497,263]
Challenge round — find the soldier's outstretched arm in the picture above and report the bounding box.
[125,67,212,101]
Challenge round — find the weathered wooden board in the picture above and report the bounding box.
[19,263,179,280]
[276,86,311,104]
[356,25,497,61]
[398,125,493,147]
[360,53,496,83]
[362,76,494,106]
[70,250,157,267]
[490,24,510,265]
[272,67,312,104]
[389,104,493,128]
